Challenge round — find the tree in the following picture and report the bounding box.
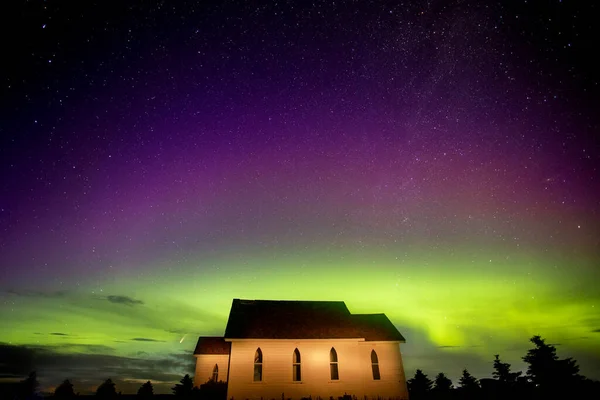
[96,378,117,399]
[407,369,433,400]
[458,369,479,388]
[492,354,521,384]
[137,381,154,398]
[172,374,194,398]
[492,354,522,398]
[20,371,39,399]
[458,369,479,399]
[522,335,583,397]
[54,379,76,399]
[432,373,453,400]
[199,379,228,400]
[433,372,453,391]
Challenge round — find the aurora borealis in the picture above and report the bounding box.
[1,0,599,395]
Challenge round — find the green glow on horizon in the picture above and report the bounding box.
[2,246,599,380]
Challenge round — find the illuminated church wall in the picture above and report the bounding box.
[194,354,230,385]
[224,339,408,400]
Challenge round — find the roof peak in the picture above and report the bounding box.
[233,298,347,303]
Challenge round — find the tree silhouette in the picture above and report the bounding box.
[407,369,433,400]
[492,354,523,399]
[137,380,154,398]
[433,372,453,391]
[432,372,453,400]
[199,379,228,400]
[96,378,118,399]
[522,335,583,398]
[492,354,521,384]
[54,379,76,399]
[458,368,479,388]
[172,374,194,398]
[20,371,39,399]
[458,369,479,399]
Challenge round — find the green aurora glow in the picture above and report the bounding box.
[3,246,599,389]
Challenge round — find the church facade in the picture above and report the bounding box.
[194,299,409,400]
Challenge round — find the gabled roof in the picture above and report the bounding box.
[223,299,405,342]
[194,336,231,355]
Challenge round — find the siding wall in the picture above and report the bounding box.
[225,340,408,400]
[195,354,230,386]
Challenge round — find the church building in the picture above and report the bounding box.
[194,299,409,400]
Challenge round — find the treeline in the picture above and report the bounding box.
[1,373,226,400]
[407,335,600,400]
[4,335,599,399]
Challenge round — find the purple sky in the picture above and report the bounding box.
[1,0,599,394]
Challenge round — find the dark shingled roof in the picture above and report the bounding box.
[194,336,231,355]
[223,299,405,342]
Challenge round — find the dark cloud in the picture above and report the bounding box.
[106,295,143,306]
[0,343,193,394]
[2,289,67,298]
[42,344,116,354]
[50,333,69,336]
[0,344,35,378]
[591,329,600,333]
[130,338,165,342]
[437,345,460,349]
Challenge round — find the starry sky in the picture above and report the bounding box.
[1,0,599,395]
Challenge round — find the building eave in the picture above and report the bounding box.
[223,337,367,342]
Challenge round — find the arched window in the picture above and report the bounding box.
[330,347,339,380]
[212,364,219,382]
[253,348,263,381]
[371,350,380,380]
[293,348,301,381]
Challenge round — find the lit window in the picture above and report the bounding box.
[330,347,339,380]
[293,348,301,381]
[212,364,219,382]
[254,348,263,381]
[371,350,380,380]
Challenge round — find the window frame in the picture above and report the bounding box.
[292,348,301,382]
[212,363,219,382]
[253,348,263,382]
[371,349,381,380]
[329,347,339,381]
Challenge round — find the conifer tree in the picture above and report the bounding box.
[96,378,118,399]
[137,380,154,398]
[54,379,75,399]
[523,335,583,397]
[492,355,522,399]
[432,372,453,400]
[433,372,452,390]
[21,371,39,398]
[407,369,433,400]
[172,374,194,398]
[458,369,479,399]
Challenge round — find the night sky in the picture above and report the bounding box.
[1,0,599,395]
